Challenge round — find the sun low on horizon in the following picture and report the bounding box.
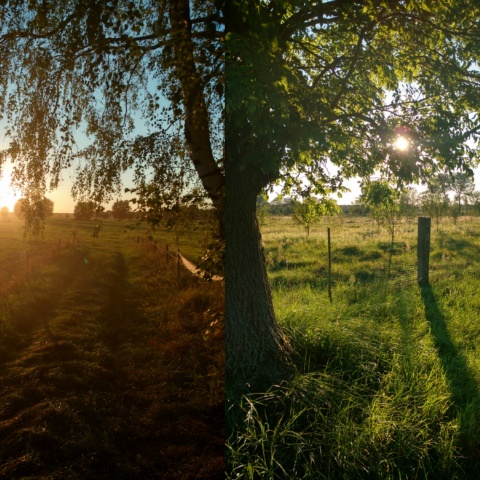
[0,174,22,212]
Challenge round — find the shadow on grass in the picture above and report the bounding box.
[420,285,480,472]
[420,286,478,407]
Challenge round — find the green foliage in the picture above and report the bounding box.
[256,195,270,227]
[448,172,475,212]
[73,200,98,221]
[421,191,450,230]
[399,187,420,223]
[14,197,53,219]
[292,197,341,237]
[227,1,480,199]
[0,0,224,235]
[361,181,401,243]
[111,199,131,220]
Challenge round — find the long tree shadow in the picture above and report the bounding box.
[420,285,480,472]
[420,286,478,408]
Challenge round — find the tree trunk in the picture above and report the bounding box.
[225,166,293,394]
[172,0,293,394]
[169,0,225,210]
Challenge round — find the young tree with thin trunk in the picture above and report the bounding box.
[292,197,340,237]
[421,191,450,231]
[361,181,401,246]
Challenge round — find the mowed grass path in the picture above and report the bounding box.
[0,216,224,479]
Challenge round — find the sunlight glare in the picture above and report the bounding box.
[394,135,410,151]
[0,175,21,212]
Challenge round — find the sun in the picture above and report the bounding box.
[394,135,410,151]
[0,175,21,212]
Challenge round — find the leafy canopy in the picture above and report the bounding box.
[227,1,480,196]
[0,0,224,235]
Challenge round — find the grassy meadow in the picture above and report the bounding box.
[227,214,480,479]
[0,214,224,479]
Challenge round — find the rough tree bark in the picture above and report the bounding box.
[172,0,293,394]
[225,164,294,394]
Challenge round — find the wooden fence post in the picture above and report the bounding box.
[26,251,29,282]
[327,228,332,303]
[417,217,431,286]
[166,244,169,263]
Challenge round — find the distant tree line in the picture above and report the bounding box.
[258,171,480,230]
[14,197,54,218]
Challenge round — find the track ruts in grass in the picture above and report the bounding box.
[0,243,224,479]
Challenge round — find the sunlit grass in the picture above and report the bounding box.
[227,215,480,479]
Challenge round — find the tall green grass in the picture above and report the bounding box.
[227,215,480,479]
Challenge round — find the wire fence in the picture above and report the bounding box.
[266,217,475,297]
[145,238,223,282]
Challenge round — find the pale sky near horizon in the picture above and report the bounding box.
[335,168,480,205]
[0,147,138,213]
[268,165,480,205]
[3,157,480,212]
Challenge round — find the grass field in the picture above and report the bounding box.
[227,214,480,479]
[0,215,224,479]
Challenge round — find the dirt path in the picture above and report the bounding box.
[0,245,224,479]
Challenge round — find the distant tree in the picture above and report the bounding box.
[450,203,462,226]
[43,198,54,218]
[13,198,25,217]
[111,200,131,220]
[427,171,474,218]
[426,173,451,199]
[470,192,480,216]
[14,197,54,218]
[421,191,450,230]
[269,197,295,216]
[399,187,420,224]
[74,201,97,221]
[0,206,8,218]
[449,172,475,214]
[345,203,369,217]
[256,195,270,227]
[292,197,340,237]
[361,181,401,245]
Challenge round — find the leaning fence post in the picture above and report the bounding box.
[327,227,333,303]
[417,217,431,286]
